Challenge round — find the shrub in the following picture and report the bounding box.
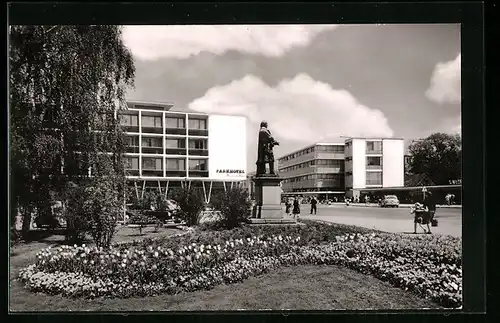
[63,182,93,244]
[171,186,205,227]
[84,175,121,249]
[128,213,162,234]
[210,187,252,229]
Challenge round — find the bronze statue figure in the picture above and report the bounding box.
[256,120,280,176]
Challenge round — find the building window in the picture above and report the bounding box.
[189,159,207,171]
[366,156,382,169]
[366,141,382,154]
[166,139,185,148]
[166,159,185,171]
[120,114,138,126]
[142,137,162,148]
[125,136,139,146]
[166,117,185,128]
[124,157,139,170]
[189,139,207,149]
[143,157,162,170]
[188,118,207,130]
[366,172,382,185]
[142,116,162,128]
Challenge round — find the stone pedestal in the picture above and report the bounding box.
[248,175,296,225]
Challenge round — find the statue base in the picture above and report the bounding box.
[250,175,297,225]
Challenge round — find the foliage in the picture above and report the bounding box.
[83,158,122,249]
[171,186,205,227]
[63,182,93,244]
[9,25,135,236]
[210,186,252,229]
[128,214,162,226]
[408,133,461,185]
[18,222,462,308]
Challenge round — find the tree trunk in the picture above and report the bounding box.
[21,206,33,239]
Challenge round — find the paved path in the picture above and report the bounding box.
[295,204,462,238]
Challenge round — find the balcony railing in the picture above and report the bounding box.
[188,170,209,177]
[125,169,140,176]
[366,164,382,170]
[165,170,187,177]
[122,125,140,133]
[125,146,140,153]
[142,146,163,154]
[142,169,163,177]
[166,128,187,135]
[366,149,382,154]
[165,148,187,156]
[141,126,163,134]
[188,129,208,136]
[188,148,208,156]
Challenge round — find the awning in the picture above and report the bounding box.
[359,184,461,192]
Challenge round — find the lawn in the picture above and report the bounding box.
[10,221,457,311]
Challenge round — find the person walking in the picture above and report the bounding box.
[285,198,292,216]
[310,197,318,215]
[292,198,301,220]
[423,191,437,234]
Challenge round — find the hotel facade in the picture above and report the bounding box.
[119,101,247,204]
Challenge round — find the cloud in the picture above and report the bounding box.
[188,74,394,149]
[425,53,461,105]
[122,25,337,60]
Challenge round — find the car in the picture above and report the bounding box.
[380,195,400,208]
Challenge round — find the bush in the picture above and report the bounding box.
[210,187,252,229]
[63,182,93,244]
[171,186,205,227]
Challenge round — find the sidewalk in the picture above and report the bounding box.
[319,203,461,209]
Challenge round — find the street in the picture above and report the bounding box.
[296,204,462,237]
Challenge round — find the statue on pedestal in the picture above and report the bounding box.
[256,120,280,176]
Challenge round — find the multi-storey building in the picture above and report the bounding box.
[119,101,247,203]
[277,142,346,200]
[344,137,405,200]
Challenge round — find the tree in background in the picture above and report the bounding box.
[171,185,205,227]
[407,133,462,186]
[9,25,135,239]
[211,186,252,229]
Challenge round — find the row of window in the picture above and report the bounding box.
[279,159,344,173]
[126,137,207,149]
[120,115,207,130]
[345,171,383,186]
[344,156,383,168]
[124,157,208,171]
[344,140,383,154]
[282,173,344,183]
[279,145,345,162]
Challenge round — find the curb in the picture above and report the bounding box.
[318,203,461,209]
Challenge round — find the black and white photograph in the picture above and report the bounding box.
[9,20,467,312]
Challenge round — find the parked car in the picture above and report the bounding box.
[380,195,400,208]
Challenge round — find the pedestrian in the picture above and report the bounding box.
[292,198,301,220]
[310,197,318,215]
[423,191,437,233]
[285,198,292,216]
[410,202,426,234]
[345,197,350,207]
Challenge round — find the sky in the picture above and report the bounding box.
[122,24,461,169]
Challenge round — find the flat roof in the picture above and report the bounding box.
[345,137,405,141]
[281,191,345,195]
[278,141,345,160]
[358,184,461,191]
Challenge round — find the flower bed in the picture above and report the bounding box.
[18,222,462,308]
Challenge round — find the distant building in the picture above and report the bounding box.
[277,142,346,200]
[277,137,405,201]
[344,137,405,200]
